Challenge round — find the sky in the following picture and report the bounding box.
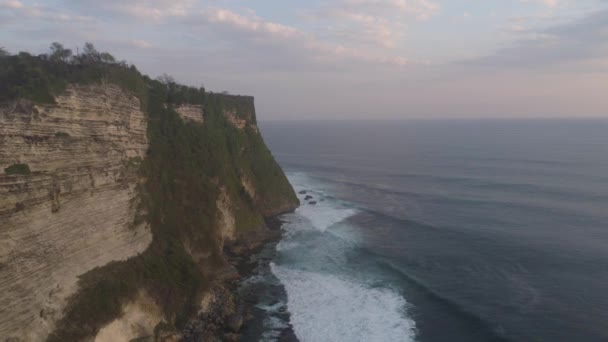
[1,0,607,119]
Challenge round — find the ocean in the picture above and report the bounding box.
[240,119,608,342]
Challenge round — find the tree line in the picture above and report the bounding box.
[0,42,206,105]
[0,42,122,66]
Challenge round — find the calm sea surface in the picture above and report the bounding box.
[245,119,608,342]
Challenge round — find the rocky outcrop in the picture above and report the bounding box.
[182,283,243,342]
[241,176,256,202]
[94,291,163,342]
[224,110,258,132]
[175,104,204,123]
[216,186,236,248]
[0,83,152,341]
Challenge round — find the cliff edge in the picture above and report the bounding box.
[0,47,298,341]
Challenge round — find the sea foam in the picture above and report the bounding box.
[271,263,416,342]
[270,172,416,342]
[296,201,358,232]
[289,173,359,232]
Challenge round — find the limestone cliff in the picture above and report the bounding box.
[0,84,151,341]
[0,53,298,341]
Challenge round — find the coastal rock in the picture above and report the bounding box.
[182,283,242,341]
[304,195,313,200]
[308,201,317,205]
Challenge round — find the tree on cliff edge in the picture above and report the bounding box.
[49,42,72,62]
[75,42,116,65]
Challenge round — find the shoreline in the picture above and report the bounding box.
[236,216,299,342]
[180,215,299,342]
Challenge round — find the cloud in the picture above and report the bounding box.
[203,8,304,40]
[340,0,440,20]
[198,7,411,68]
[305,0,440,49]
[0,1,91,22]
[116,0,194,20]
[131,39,152,49]
[0,0,23,9]
[520,0,558,8]
[63,0,195,20]
[464,8,608,68]
[321,10,402,48]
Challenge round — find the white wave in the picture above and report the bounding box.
[287,172,319,193]
[288,173,358,232]
[261,316,289,342]
[275,240,302,252]
[271,263,416,342]
[296,203,357,232]
[256,300,286,313]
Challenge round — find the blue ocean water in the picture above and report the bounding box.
[248,119,608,342]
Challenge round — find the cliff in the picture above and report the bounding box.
[0,51,298,341]
[0,83,152,341]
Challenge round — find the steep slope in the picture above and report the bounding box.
[0,51,298,341]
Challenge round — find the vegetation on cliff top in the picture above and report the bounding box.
[0,42,204,106]
[2,43,297,341]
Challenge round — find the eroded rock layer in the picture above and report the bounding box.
[94,291,163,342]
[0,84,152,341]
[175,104,204,123]
[224,110,258,132]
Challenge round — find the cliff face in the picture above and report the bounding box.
[0,84,152,341]
[0,56,298,342]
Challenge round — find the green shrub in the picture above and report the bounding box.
[4,163,31,175]
[55,132,70,138]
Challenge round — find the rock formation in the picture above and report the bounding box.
[175,104,204,123]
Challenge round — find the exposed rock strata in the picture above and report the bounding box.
[94,291,163,342]
[216,187,236,248]
[241,176,256,201]
[175,105,204,123]
[224,110,258,132]
[0,84,151,341]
